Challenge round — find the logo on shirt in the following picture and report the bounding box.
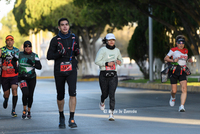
[179,55,188,60]
[108,54,115,60]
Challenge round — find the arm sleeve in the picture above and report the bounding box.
[47,37,61,60]
[74,35,80,56]
[95,48,106,67]
[117,49,123,66]
[34,54,42,70]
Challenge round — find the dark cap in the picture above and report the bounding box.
[177,38,185,42]
[176,35,185,42]
[23,40,32,48]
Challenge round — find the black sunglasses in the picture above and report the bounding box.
[177,41,185,44]
[24,44,32,47]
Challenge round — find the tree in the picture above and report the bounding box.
[0,10,28,49]
[127,9,173,79]
[76,0,200,55]
[13,0,108,75]
[128,18,149,79]
[74,0,197,78]
[128,5,193,79]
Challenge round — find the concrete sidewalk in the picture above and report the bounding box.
[118,82,200,93]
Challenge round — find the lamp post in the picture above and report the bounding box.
[149,5,153,82]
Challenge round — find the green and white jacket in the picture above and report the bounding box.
[17,51,42,79]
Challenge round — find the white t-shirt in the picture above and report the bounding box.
[167,47,188,66]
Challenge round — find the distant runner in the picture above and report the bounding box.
[164,35,192,112]
[95,33,123,121]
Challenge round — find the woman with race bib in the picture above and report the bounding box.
[95,33,123,121]
[164,35,192,112]
[17,41,42,119]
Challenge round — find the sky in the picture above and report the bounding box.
[0,0,15,29]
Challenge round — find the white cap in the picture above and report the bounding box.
[106,33,116,40]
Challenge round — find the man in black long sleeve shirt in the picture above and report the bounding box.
[47,18,80,129]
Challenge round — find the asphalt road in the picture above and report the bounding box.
[0,80,200,134]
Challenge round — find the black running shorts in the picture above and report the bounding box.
[169,69,187,84]
[2,76,18,92]
[55,70,77,100]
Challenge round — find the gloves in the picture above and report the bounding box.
[74,48,80,56]
[11,60,18,74]
[19,71,30,79]
[58,42,66,55]
[74,42,80,56]
[27,59,34,66]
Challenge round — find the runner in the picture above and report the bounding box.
[0,35,19,117]
[47,18,80,128]
[17,40,42,119]
[95,33,123,121]
[164,35,192,112]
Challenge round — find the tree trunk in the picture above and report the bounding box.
[136,60,149,79]
[78,26,105,75]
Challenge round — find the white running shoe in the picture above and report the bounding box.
[179,105,185,112]
[99,102,105,110]
[169,96,175,107]
[109,113,115,121]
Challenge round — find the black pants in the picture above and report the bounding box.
[20,77,36,108]
[55,70,77,100]
[99,71,118,111]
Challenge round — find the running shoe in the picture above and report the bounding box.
[179,105,185,112]
[11,110,17,117]
[22,110,27,119]
[68,118,77,128]
[169,96,175,107]
[109,113,115,121]
[99,102,105,110]
[3,99,8,109]
[59,116,66,129]
[27,112,31,119]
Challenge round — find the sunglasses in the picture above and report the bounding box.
[177,41,185,44]
[24,45,32,48]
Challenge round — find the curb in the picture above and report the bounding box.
[118,82,200,93]
[78,78,99,82]
[37,76,54,79]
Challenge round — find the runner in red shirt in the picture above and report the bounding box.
[164,35,192,112]
[0,35,19,117]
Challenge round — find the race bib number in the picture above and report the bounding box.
[106,64,116,71]
[60,62,72,72]
[20,81,27,88]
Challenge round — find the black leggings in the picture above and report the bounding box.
[99,71,118,111]
[20,77,36,108]
[55,70,77,100]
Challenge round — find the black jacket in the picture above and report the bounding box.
[47,34,79,76]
